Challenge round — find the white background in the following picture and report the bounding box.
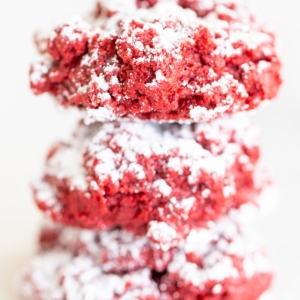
[0,0,299,299]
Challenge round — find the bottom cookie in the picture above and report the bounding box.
[19,216,272,300]
[18,247,272,300]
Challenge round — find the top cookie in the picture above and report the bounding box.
[30,0,281,123]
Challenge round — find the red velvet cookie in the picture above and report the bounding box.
[33,114,274,248]
[19,216,272,300]
[30,0,281,123]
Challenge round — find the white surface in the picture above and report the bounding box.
[0,0,299,299]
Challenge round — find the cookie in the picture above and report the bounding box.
[19,215,272,300]
[30,0,281,123]
[34,115,272,247]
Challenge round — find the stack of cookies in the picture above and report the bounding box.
[19,0,282,299]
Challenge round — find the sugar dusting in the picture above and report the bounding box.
[31,113,272,249]
[43,113,258,190]
[148,221,178,251]
[167,212,271,288]
[30,0,281,122]
[19,209,273,299]
[18,251,159,300]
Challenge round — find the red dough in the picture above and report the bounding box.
[162,271,272,300]
[30,0,281,123]
[19,216,272,300]
[33,114,272,247]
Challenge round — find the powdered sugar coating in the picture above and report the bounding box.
[33,114,271,245]
[160,214,272,299]
[18,252,159,300]
[38,211,271,273]
[19,214,272,300]
[39,221,173,273]
[30,0,281,122]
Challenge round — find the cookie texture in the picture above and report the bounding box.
[19,215,272,300]
[33,114,273,247]
[30,0,281,123]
